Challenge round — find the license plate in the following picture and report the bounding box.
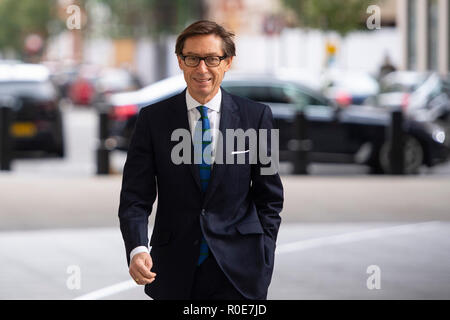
[10,122,37,137]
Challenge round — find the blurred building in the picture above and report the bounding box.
[204,0,285,35]
[397,0,449,75]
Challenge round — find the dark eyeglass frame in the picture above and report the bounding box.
[180,54,228,67]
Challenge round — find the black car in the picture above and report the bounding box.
[0,63,65,157]
[106,73,449,174]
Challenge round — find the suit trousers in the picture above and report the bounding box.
[190,252,261,300]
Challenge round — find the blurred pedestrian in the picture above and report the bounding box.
[118,20,283,300]
[378,53,397,80]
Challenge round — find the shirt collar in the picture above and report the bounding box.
[186,88,222,113]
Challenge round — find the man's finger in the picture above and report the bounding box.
[136,265,156,280]
[136,261,156,278]
[130,264,155,282]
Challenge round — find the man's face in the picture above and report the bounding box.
[178,34,233,104]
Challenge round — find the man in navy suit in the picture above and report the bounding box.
[119,20,284,300]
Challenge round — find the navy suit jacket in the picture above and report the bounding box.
[118,88,284,299]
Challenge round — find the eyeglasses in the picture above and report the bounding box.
[180,54,228,67]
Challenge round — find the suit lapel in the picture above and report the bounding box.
[203,88,240,206]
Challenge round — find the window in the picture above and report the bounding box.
[222,82,328,110]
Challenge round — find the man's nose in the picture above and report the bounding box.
[196,59,209,72]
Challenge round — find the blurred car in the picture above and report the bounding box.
[321,70,380,107]
[67,64,100,106]
[364,71,430,111]
[106,75,186,150]
[406,73,450,119]
[68,66,142,106]
[95,67,142,96]
[49,65,79,102]
[0,63,65,157]
[106,73,449,174]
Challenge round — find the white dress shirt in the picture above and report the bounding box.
[129,88,222,262]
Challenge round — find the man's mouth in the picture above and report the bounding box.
[194,77,212,84]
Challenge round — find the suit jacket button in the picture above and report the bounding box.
[193,240,199,245]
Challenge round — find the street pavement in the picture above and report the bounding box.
[1,106,450,300]
[1,221,449,300]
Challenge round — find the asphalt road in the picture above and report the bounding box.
[1,106,450,300]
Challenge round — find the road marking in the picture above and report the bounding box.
[73,280,139,300]
[276,221,440,254]
[73,221,440,300]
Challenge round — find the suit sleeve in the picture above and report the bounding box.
[251,104,284,242]
[118,108,157,266]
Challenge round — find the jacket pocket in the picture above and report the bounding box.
[150,230,171,246]
[235,221,264,235]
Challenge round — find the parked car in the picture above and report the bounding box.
[67,66,143,107]
[321,70,380,107]
[406,73,450,118]
[364,71,430,111]
[95,67,142,96]
[106,73,449,174]
[0,63,65,157]
[106,75,186,150]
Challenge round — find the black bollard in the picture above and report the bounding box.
[0,105,13,171]
[390,110,404,175]
[97,110,110,175]
[290,110,311,174]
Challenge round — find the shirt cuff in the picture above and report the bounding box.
[130,246,149,262]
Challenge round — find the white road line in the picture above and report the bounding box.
[73,221,440,300]
[276,221,440,254]
[73,280,139,300]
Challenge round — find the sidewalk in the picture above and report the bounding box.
[1,174,450,231]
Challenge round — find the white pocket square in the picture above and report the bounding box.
[231,150,250,155]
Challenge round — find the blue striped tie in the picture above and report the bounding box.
[196,106,211,265]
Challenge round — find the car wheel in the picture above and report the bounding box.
[379,134,424,174]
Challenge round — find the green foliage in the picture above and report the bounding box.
[283,0,374,35]
[97,0,205,38]
[0,0,60,54]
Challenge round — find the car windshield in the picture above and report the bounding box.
[0,81,56,99]
[408,74,442,110]
[222,82,328,109]
[380,75,428,94]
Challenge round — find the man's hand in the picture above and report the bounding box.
[129,252,157,285]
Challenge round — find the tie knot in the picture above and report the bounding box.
[196,105,208,118]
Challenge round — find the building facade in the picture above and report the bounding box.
[397,0,449,75]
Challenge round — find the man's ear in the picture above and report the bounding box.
[224,56,234,71]
[177,55,183,70]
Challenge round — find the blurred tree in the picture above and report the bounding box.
[0,0,62,59]
[282,0,373,35]
[95,0,204,37]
